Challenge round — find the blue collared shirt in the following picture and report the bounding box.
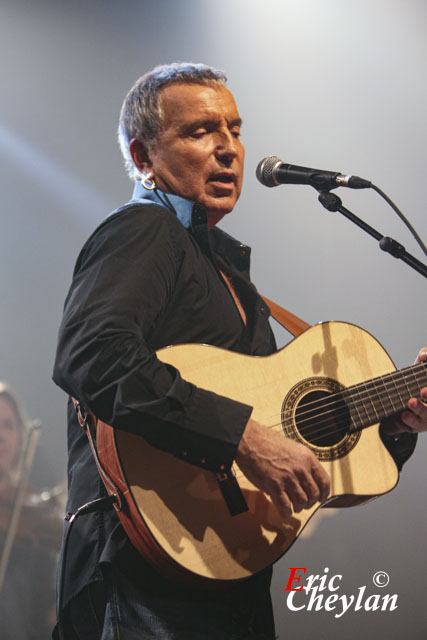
[130,182,194,229]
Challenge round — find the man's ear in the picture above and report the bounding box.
[129,138,153,176]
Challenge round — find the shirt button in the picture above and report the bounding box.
[200,458,206,464]
[193,205,206,224]
[182,451,188,457]
[260,306,267,315]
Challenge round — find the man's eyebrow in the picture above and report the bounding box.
[180,116,243,133]
[229,117,243,128]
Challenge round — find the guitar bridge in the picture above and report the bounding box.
[216,469,248,516]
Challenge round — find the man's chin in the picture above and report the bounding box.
[205,195,237,215]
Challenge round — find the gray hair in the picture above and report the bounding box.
[118,62,227,181]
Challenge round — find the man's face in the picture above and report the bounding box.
[146,83,245,227]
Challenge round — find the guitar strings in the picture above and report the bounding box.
[267,397,412,447]
[287,364,425,428]
[255,362,427,444]
[260,361,426,431]
[269,390,420,444]
[277,379,423,444]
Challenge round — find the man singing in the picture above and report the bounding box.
[53,62,427,639]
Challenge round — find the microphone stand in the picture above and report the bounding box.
[317,191,427,279]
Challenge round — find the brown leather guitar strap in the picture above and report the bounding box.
[71,398,122,511]
[261,295,311,337]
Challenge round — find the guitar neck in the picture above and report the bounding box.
[346,361,427,432]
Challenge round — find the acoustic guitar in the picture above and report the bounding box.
[95,321,426,584]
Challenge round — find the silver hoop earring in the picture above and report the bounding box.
[141,175,156,190]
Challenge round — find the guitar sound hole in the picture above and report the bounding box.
[295,390,350,447]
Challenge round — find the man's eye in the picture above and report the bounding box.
[190,130,208,138]
[231,129,241,138]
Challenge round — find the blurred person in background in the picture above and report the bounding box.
[0,383,61,640]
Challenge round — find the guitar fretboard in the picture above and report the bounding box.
[345,361,427,432]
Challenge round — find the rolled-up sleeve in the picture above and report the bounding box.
[53,205,252,471]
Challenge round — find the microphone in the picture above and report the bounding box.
[256,156,372,191]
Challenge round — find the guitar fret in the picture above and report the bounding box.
[388,372,409,414]
[382,378,396,414]
[361,380,380,423]
[348,390,363,432]
[398,369,413,398]
[349,383,373,430]
[350,379,382,428]
[412,367,425,398]
[407,368,424,396]
[373,375,387,416]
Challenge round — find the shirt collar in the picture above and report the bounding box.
[129,181,251,275]
[131,181,194,229]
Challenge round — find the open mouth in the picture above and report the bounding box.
[208,173,236,185]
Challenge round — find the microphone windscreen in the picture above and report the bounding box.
[256,156,282,187]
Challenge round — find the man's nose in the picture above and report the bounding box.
[214,130,239,163]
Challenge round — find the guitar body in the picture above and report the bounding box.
[96,321,400,583]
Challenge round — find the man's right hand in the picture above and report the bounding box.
[235,418,330,519]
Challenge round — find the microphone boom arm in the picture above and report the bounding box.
[318,191,427,279]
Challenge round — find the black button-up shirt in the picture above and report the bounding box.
[53,184,276,608]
